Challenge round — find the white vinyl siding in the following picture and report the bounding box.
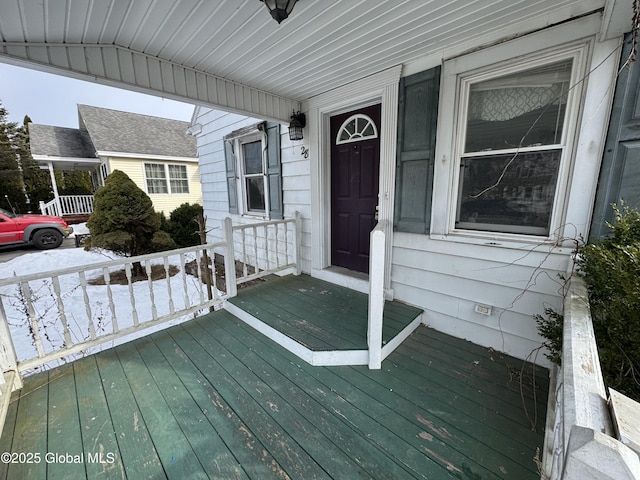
[194,108,312,273]
[107,156,202,214]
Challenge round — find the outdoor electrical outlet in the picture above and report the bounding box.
[475,304,492,316]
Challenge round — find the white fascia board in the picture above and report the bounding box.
[32,155,100,162]
[97,151,198,163]
[601,0,634,41]
[31,155,101,165]
[0,43,299,123]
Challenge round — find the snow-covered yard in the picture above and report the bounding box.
[0,225,216,373]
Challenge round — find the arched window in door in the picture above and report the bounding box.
[335,114,378,144]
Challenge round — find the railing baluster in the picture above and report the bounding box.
[164,256,175,314]
[263,224,269,271]
[180,253,190,309]
[274,223,280,268]
[20,282,45,358]
[283,221,290,266]
[194,251,205,304]
[51,276,72,348]
[125,263,139,327]
[253,226,259,274]
[103,267,119,334]
[145,260,157,320]
[78,271,96,341]
[241,229,248,279]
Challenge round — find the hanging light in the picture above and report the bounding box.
[260,0,298,24]
[288,111,306,141]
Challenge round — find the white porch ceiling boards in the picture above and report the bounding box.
[0,0,613,120]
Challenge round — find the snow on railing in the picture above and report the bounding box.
[228,211,302,285]
[39,195,94,216]
[0,242,228,373]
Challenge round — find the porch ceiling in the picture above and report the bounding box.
[0,0,621,121]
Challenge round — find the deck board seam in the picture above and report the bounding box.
[208,313,434,480]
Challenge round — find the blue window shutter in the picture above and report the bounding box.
[265,122,284,219]
[591,34,640,239]
[224,139,239,214]
[394,66,441,234]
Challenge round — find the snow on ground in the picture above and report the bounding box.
[0,224,214,374]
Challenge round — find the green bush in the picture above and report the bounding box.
[166,203,203,248]
[535,307,563,366]
[577,204,640,400]
[86,170,176,262]
[535,204,640,401]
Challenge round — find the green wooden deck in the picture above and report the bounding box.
[229,274,423,351]
[0,304,549,479]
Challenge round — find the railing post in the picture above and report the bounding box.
[223,217,238,298]
[368,221,387,369]
[294,211,302,276]
[0,299,21,390]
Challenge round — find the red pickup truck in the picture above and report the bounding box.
[0,208,74,250]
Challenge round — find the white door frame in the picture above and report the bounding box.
[306,66,401,293]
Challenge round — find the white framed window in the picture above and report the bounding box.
[168,164,189,193]
[238,134,268,214]
[224,122,282,219]
[144,163,190,194]
[450,48,585,238]
[335,114,378,144]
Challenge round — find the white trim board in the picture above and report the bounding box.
[307,65,401,291]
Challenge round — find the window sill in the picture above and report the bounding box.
[428,230,574,254]
[240,213,269,221]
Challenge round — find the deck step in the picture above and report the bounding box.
[227,274,424,367]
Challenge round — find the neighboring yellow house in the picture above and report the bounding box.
[30,104,201,218]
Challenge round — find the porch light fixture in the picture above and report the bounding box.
[260,0,298,24]
[288,111,306,141]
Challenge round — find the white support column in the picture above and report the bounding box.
[294,211,302,275]
[223,217,238,298]
[46,161,62,217]
[367,221,387,369]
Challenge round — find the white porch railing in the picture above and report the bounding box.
[39,195,94,216]
[228,212,302,286]
[543,275,640,479]
[367,220,387,369]
[0,213,302,378]
[0,242,229,374]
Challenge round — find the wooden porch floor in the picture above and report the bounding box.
[0,301,549,479]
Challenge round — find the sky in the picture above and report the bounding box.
[0,62,196,128]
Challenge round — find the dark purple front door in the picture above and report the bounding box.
[330,104,381,274]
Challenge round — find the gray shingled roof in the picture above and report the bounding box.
[78,104,196,158]
[29,124,96,158]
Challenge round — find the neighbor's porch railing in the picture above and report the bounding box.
[39,195,94,217]
[543,274,640,479]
